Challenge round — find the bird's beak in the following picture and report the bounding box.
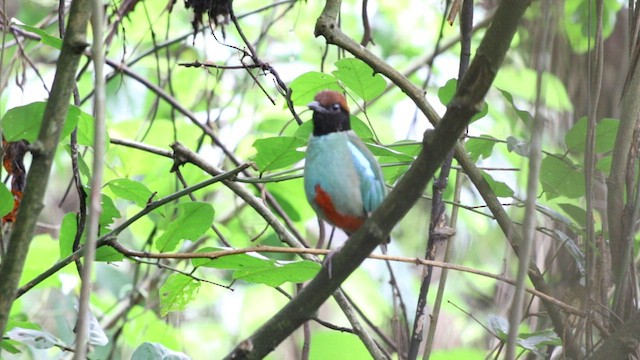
[307,100,322,112]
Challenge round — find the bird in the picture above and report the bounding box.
[303,90,387,242]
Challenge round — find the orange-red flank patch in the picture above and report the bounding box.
[314,184,364,233]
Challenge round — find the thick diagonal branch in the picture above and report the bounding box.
[223,1,530,358]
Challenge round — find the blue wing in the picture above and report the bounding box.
[346,133,386,213]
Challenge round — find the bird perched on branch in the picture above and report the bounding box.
[303,90,387,243]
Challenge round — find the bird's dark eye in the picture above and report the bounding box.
[331,103,341,111]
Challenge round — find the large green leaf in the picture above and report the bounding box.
[232,259,321,287]
[0,183,12,218]
[565,117,619,154]
[439,79,487,122]
[564,0,622,53]
[192,247,321,287]
[155,202,214,252]
[495,69,573,112]
[159,273,201,317]
[540,155,585,199]
[252,136,306,173]
[332,58,386,101]
[1,102,90,142]
[106,178,155,207]
[290,72,341,106]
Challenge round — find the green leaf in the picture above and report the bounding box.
[438,79,457,106]
[350,116,375,140]
[232,259,321,287]
[332,58,386,101]
[310,331,370,360]
[564,0,622,53]
[192,247,321,286]
[465,135,498,162]
[540,155,585,199]
[132,342,191,360]
[481,171,514,198]
[0,183,12,217]
[496,69,573,112]
[106,178,154,207]
[155,202,214,252]
[59,212,77,259]
[7,327,60,349]
[100,194,121,231]
[0,340,22,354]
[252,136,306,173]
[95,246,125,262]
[14,23,63,49]
[506,136,530,157]
[557,203,587,229]
[565,117,619,153]
[1,102,85,142]
[596,154,612,173]
[159,273,201,317]
[499,89,533,126]
[290,72,341,106]
[365,143,414,161]
[488,315,509,339]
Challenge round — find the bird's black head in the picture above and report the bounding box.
[307,90,351,136]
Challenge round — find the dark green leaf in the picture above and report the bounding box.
[290,72,341,106]
[155,202,214,252]
[481,171,514,198]
[557,203,587,229]
[1,102,83,142]
[253,136,306,173]
[106,178,154,207]
[159,273,201,316]
[540,155,584,199]
[332,58,386,101]
[0,183,12,217]
[465,135,498,161]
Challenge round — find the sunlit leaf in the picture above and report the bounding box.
[465,135,498,161]
[14,22,63,49]
[332,58,386,101]
[159,273,201,317]
[58,212,77,259]
[106,178,155,207]
[0,183,12,217]
[232,259,320,287]
[481,171,514,198]
[290,72,341,106]
[1,102,88,142]
[155,202,214,252]
[253,136,306,173]
[564,0,621,53]
[496,70,573,112]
